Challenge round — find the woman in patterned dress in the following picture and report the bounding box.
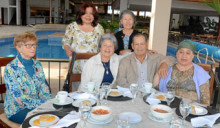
[4,32,51,124]
[62,2,104,73]
[153,41,210,105]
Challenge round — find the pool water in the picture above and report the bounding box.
[0,30,68,59]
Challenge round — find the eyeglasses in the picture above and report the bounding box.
[22,44,38,49]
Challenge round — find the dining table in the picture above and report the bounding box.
[21,91,220,128]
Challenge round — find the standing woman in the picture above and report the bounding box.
[4,32,51,124]
[62,2,104,73]
[115,10,139,55]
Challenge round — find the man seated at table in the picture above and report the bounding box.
[117,33,175,87]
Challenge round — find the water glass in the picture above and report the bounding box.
[115,117,130,128]
[79,101,92,128]
[179,99,192,126]
[97,88,105,106]
[166,91,175,106]
[130,83,138,103]
[102,82,112,106]
[170,117,183,128]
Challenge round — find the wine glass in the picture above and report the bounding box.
[102,82,112,106]
[79,101,92,128]
[166,91,175,106]
[130,83,138,103]
[179,99,192,126]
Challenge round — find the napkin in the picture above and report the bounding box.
[117,86,133,98]
[69,92,96,100]
[146,92,161,105]
[50,111,80,128]
[191,113,220,127]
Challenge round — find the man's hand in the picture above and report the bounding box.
[119,49,132,55]
[147,49,158,54]
[157,62,168,78]
[64,45,73,57]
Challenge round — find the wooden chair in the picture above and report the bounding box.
[198,63,216,106]
[63,52,97,92]
[0,57,20,128]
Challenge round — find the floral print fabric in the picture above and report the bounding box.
[62,22,104,73]
[4,57,51,119]
[167,64,210,105]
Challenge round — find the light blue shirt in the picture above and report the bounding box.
[123,35,130,49]
[135,54,148,87]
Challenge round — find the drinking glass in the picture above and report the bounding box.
[97,88,105,106]
[179,99,192,126]
[170,117,183,128]
[115,116,130,128]
[166,91,175,106]
[79,101,92,128]
[130,83,138,103]
[102,82,112,106]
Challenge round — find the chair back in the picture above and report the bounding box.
[198,63,216,104]
[64,52,97,92]
[0,57,15,103]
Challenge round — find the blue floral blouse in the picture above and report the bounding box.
[4,57,51,119]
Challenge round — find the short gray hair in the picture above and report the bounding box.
[119,10,136,28]
[99,33,118,51]
[132,33,149,44]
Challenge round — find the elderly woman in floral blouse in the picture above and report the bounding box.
[153,41,210,105]
[4,32,51,124]
[62,2,104,73]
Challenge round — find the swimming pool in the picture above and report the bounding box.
[0,30,68,59]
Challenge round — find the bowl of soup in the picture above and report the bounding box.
[150,104,173,119]
[90,106,111,121]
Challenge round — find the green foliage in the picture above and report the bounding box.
[203,0,220,14]
[99,20,119,32]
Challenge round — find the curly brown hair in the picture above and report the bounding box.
[13,31,38,47]
[76,2,98,27]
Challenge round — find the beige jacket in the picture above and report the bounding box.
[116,53,175,88]
[79,53,120,91]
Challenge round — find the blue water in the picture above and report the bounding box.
[0,30,68,59]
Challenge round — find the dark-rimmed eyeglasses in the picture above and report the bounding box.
[22,44,38,49]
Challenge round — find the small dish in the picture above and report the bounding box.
[52,97,73,105]
[29,114,59,127]
[140,88,156,94]
[154,93,166,101]
[119,112,142,123]
[108,89,123,97]
[148,112,172,122]
[190,105,208,116]
[72,99,96,107]
[87,115,113,124]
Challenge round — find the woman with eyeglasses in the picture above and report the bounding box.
[4,32,51,124]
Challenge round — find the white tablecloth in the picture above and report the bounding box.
[24,94,220,128]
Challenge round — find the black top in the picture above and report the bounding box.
[115,29,139,55]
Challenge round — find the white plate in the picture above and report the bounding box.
[148,112,172,123]
[154,93,166,101]
[108,89,123,97]
[190,105,208,115]
[87,115,113,124]
[140,88,156,94]
[119,112,142,123]
[29,114,59,127]
[72,99,96,107]
[52,97,73,105]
